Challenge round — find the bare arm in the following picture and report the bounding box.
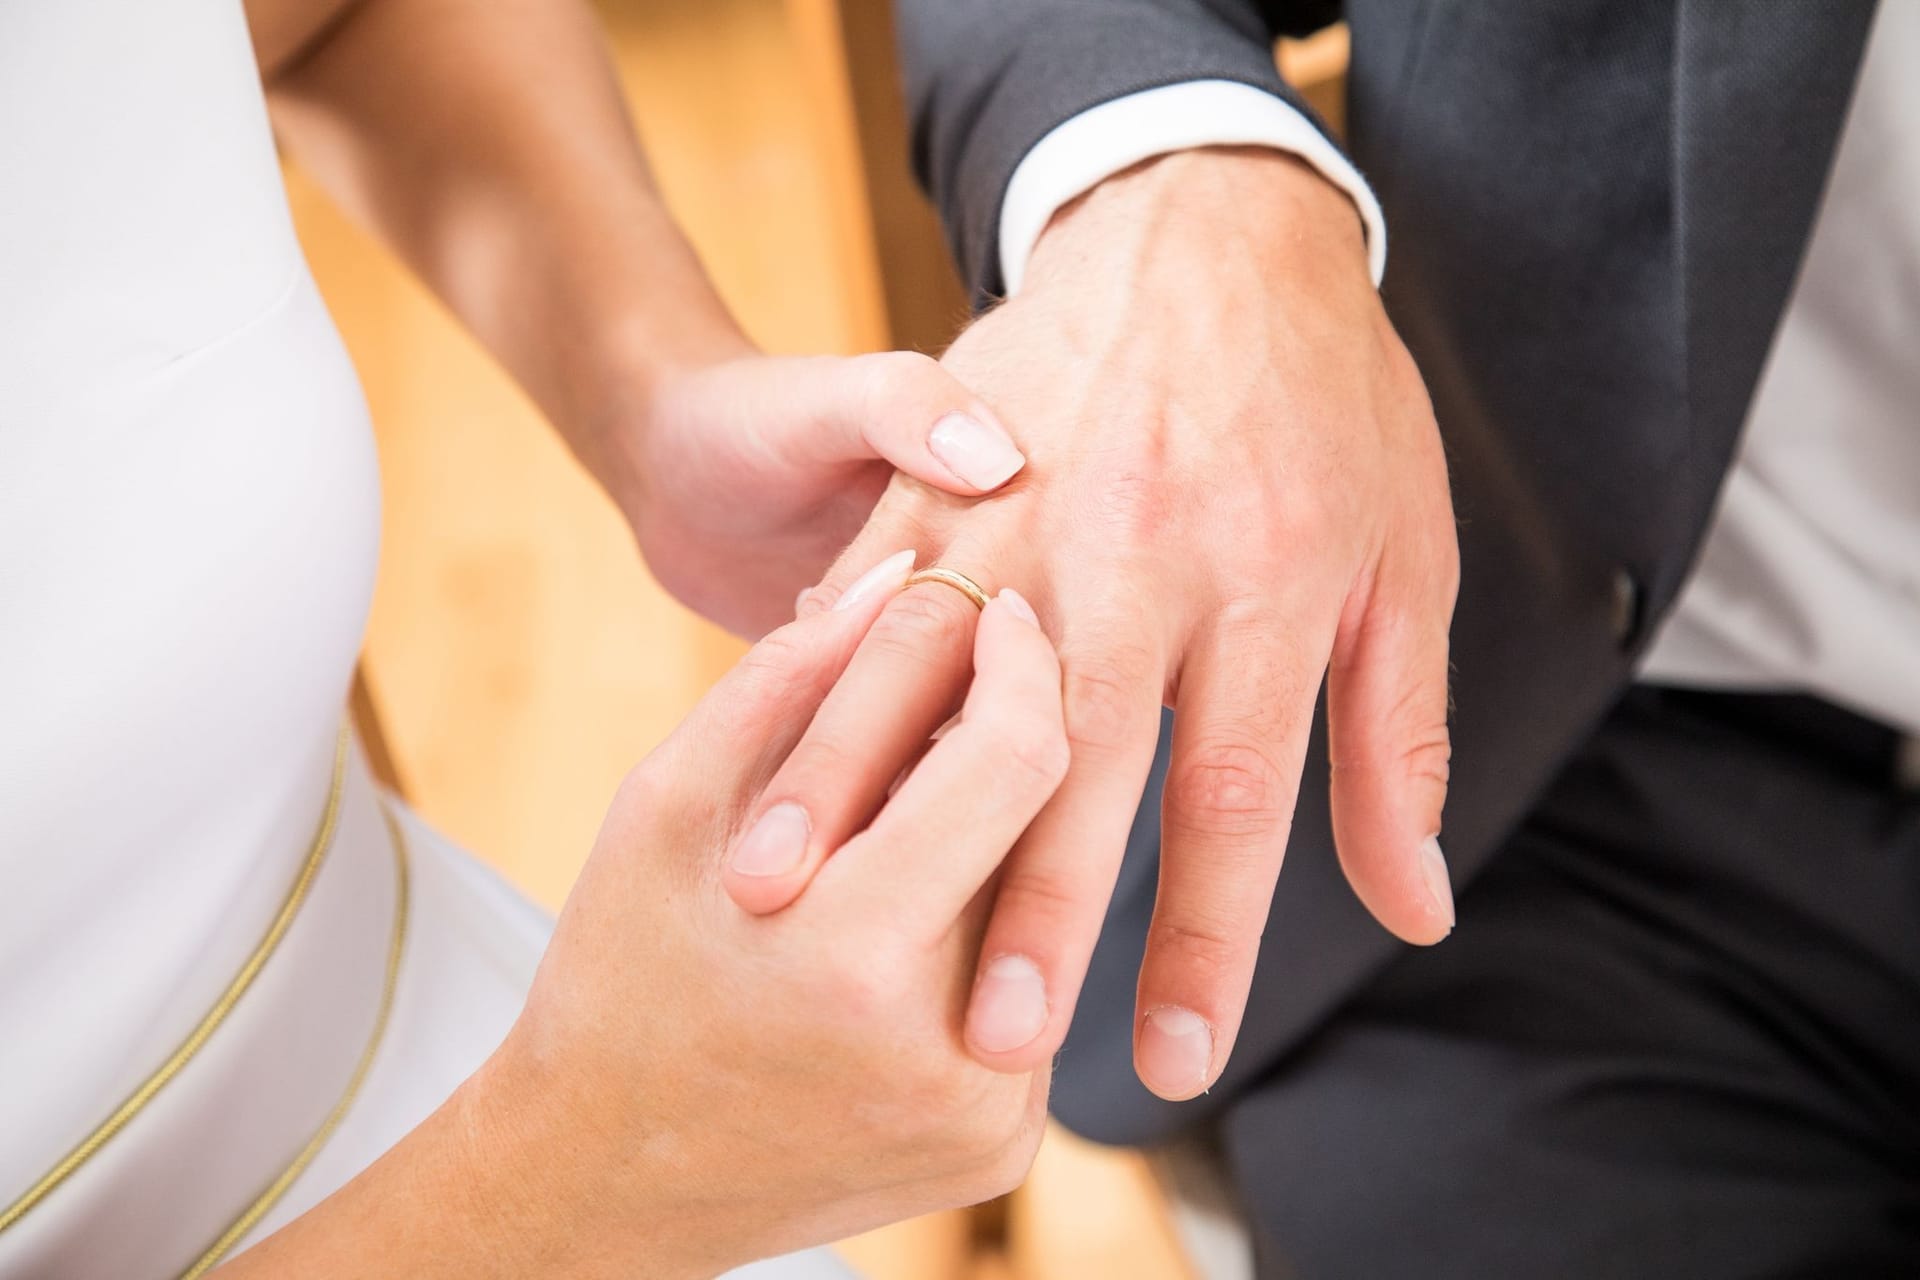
[249,0,1027,637]
[254,0,741,492]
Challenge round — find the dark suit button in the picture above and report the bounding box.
[1609,567,1642,649]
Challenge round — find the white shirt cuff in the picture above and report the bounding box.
[996,79,1387,295]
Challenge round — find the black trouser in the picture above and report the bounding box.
[1229,687,1920,1279]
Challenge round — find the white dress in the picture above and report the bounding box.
[0,3,849,1276]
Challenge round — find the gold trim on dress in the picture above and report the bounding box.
[0,727,352,1237]
[178,798,410,1278]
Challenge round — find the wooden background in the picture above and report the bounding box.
[286,3,1345,1275]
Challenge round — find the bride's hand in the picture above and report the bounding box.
[472,554,1066,1276]
[602,350,1025,639]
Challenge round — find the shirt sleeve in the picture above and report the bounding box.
[996,79,1388,295]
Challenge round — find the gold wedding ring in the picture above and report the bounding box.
[903,566,990,611]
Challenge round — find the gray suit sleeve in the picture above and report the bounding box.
[896,0,1344,299]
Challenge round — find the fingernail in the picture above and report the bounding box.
[996,587,1039,626]
[833,549,916,613]
[1419,835,1456,932]
[730,802,811,877]
[794,587,814,617]
[1139,1006,1213,1098]
[968,955,1050,1054]
[929,412,1025,490]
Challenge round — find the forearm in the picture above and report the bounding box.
[260,0,748,500]
[213,1047,707,1280]
[1023,146,1370,321]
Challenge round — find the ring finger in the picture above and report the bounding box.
[723,553,998,914]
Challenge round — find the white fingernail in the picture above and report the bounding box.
[929,412,1025,489]
[731,802,811,877]
[833,549,916,612]
[1139,1006,1213,1098]
[996,587,1039,626]
[1419,836,1455,932]
[968,955,1050,1054]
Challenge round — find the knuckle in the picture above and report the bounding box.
[996,862,1097,938]
[736,627,818,696]
[610,760,669,816]
[982,710,1071,791]
[1148,916,1249,991]
[1165,740,1290,838]
[1082,466,1172,544]
[1060,648,1153,755]
[815,937,907,1020]
[1273,482,1336,546]
[778,732,860,794]
[867,586,974,664]
[1395,723,1453,794]
[1380,669,1452,747]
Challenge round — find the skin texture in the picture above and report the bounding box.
[219,577,1068,1277]
[795,147,1461,1100]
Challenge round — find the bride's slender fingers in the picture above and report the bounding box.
[665,549,916,807]
[817,589,1067,936]
[778,350,1026,496]
[722,569,988,915]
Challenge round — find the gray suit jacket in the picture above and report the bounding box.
[895,0,1877,1144]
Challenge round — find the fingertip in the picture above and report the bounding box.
[806,547,916,619]
[978,588,1057,666]
[927,410,1026,493]
[995,587,1040,627]
[723,801,820,915]
[1136,1006,1216,1102]
[1332,805,1457,946]
[964,953,1054,1068]
[723,869,808,916]
[1410,834,1455,942]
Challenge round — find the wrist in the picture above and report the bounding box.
[1024,146,1373,307]
[574,307,759,520]
[450,1030,712,1280]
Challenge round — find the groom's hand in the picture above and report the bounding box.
[805,148,1460,1100]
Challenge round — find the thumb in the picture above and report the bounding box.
[774,350,1026,495]
[1325,560,1458,946]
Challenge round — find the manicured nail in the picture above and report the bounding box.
[968,955,1050,1054]
[833,549,916,613]
[730,802,810,877]
[996,587,1039,626]
[928,412,1025,490]
[1138,1006,1213,1098]
[1419,835,1455,932]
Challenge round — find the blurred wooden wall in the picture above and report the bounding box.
[288,4,1344,1276]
